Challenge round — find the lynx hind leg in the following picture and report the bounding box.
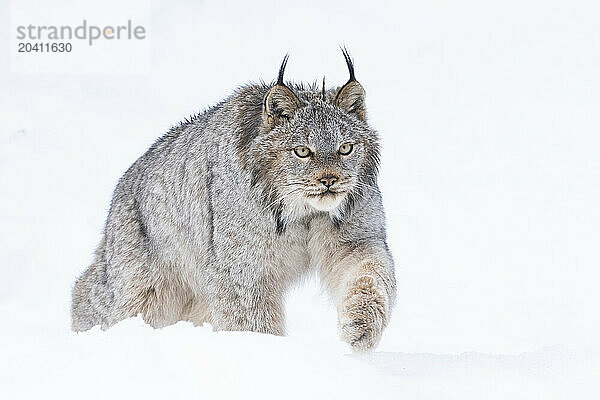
[137,275,196,329]
[72,261,194,331]
[181,296,211,327]
[71,236,143,331]
[71,260,115,332]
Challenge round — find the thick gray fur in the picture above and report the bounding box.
[72,51,396,352]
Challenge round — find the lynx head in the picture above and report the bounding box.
[239,49,380,231]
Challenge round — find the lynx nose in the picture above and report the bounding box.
[319,175,338,188]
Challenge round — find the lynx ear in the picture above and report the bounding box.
[334,48,367,122]
[264,55,302,128]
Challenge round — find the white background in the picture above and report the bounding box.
[1,0,599,398]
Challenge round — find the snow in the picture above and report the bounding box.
[1,0,600,398]
[1,312,598,399]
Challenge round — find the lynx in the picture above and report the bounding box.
[72,49,396,352]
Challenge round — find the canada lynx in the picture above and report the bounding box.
[72,49,396,352]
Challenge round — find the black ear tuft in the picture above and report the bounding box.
[340,46,356,82]
[277,54,289,85]
[263,54,302,128]
[334,47,367,122]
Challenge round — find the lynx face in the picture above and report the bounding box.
[241,51,380,229]
[269,103,377,214]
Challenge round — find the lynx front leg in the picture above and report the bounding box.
[339,270,393,352]
[208,282,286,336]
[319,243,396,352]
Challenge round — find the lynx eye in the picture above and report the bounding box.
[293,146,311,158]
[338,143,354,156]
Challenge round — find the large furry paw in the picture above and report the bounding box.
[339,276,388,352]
